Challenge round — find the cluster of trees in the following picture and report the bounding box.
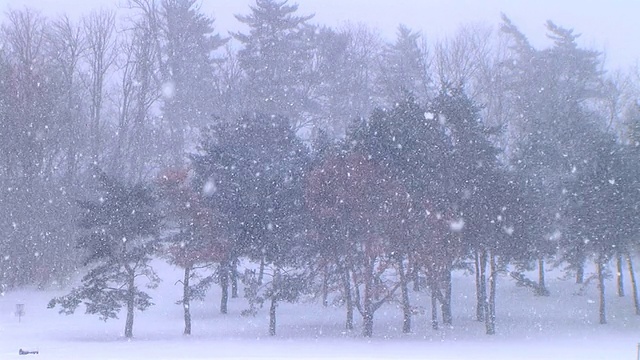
[2,0,640,338]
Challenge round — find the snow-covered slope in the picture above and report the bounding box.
[1,260,638,359]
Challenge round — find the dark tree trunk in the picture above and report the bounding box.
[220,262,229,314]
[476,250,487,322]
[576,264,584,284]
[537,257,549,296]
[441,265,452,325]
[362,257,375,337]
[258,257,265,285]
[431,289,439,330]
[576,247,585,284]
[413,266,421,292]
[341,265,354,331]
[626,253,640,315]
[183,266,192,335]
[617,252,625,297]
[269,296,277,336]
[362,311,374,337]
[485,251,497,335]
[597,257,607,324]
[125,267,135,339]
[322,264,329,307]
[362,292,373,337]
[231,258,239,298]
[397,256,411,333]
[538,257,545,290]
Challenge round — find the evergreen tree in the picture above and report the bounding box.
[233,0,316,129]
[48,170,161,338]
[161,0,227,165]
[352,95,454,330]
[566,133,637,324]
[378,25,430,104]
[502,16,605,285]
[192,113,310,336]
[429,84,504,333]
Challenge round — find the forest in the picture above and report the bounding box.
[1,0,640,339]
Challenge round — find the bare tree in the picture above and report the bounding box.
[2,8,48,182]
[48,15,87,182]
[377,24,431,104]
[82,9,117,165]
[111,20,162,182]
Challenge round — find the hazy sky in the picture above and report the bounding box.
[3,0,639,70]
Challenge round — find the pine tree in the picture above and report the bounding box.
[502,16,605,285]
[429,85,504,333]
[48,170,161,338]
[233,0,316,128]
[161,0,227,166]
[566,133,636,324]
[192,113,310,335]
[378,25,430,104]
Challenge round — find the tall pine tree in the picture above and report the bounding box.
[48,170,161,338]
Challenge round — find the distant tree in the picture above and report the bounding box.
[378,24,430,104]
[47,14,86,183]
[314,24,385,139]
[111,11,163,181]
[160,0,227,166]
[233,0,316,130]
[48,170,161,338]
[82,9,117,166]
[0,8,77,288]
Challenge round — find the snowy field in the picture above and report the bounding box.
[1,261,639,360]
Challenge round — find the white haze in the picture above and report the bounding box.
[3,0,640,69]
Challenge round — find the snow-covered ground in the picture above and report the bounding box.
[1,260,639,359]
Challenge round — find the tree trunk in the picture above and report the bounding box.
[397,256,411,333]
[322,264,329,307]
[431,289,439,330]
[258,257,265,285]
[231,258,239,298]
[413,267,421,292]
[269,296,277,336]
[476,250,487,322]
[576,264,584,284]
[341,265,354,331]
[626,253,640,315]
[537,257,549,296]
[362,310,374,338]
[220,262,229,314]
[183,266,192,335]
[362,256,375,337]
[125,268,135,338]
[576,247,585,284]
[485,251,497,335]
[597,257,607,324]
[617,252,624,297]
[441,265,453,325]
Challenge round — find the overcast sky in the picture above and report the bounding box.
[3,0,640,70]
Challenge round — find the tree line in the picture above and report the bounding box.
[1,0,639,338]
